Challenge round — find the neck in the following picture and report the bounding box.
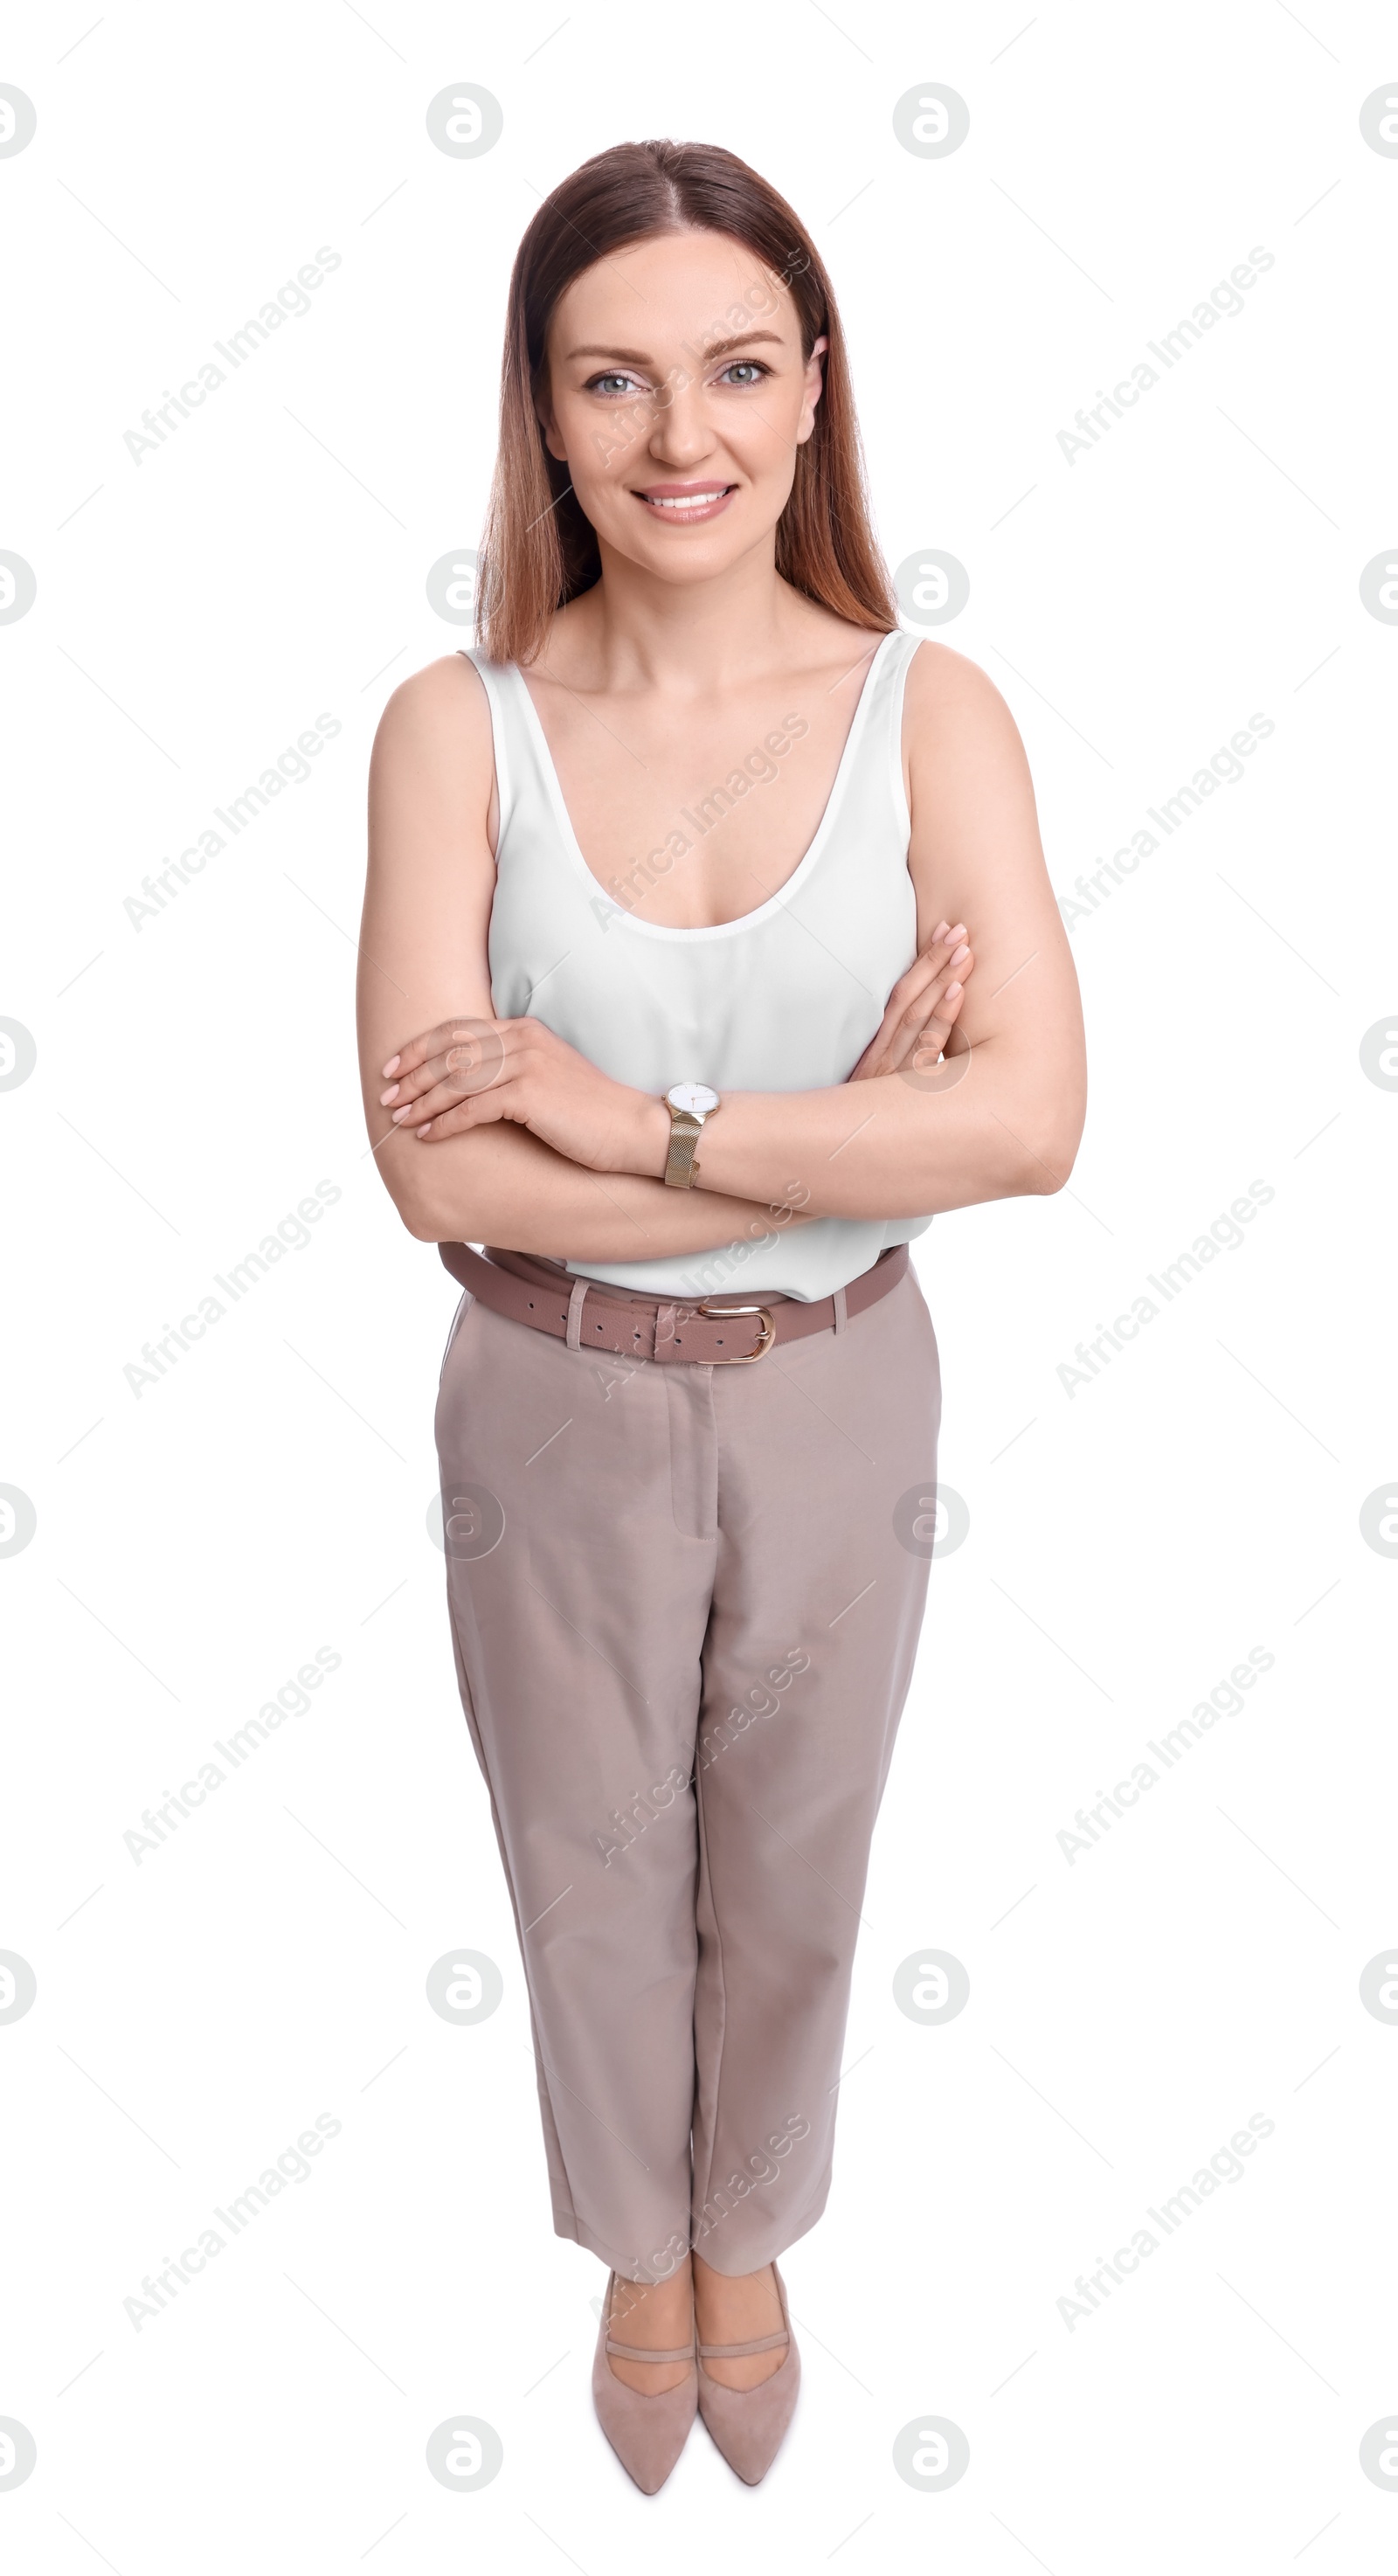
[542,537,814,696]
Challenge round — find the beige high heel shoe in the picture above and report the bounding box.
[592,2270,698,2494]
[696,2260,800,2483]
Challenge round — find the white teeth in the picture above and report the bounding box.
[645,490,726,509]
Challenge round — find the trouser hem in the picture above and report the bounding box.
[689,2169,832,2277]
[558,2206,696,2287]
[554,2169,834,2284]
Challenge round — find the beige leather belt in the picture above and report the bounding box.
[437,1238,910,1366]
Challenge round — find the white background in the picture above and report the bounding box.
[3,1,1396,2566]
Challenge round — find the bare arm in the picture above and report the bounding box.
[356,654,792,1256]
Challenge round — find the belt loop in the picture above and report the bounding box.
[565,1278,589,1353]
[832,1285,848,1336]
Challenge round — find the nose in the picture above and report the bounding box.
[643,368,716,471]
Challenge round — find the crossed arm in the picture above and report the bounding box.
[356,647,1086,1258]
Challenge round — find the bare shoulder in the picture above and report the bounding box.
[371,648,492,773]
[368,650,499,871]
[900,641,1038,847]
[903,637,1023,744]
[360,653,496,1042]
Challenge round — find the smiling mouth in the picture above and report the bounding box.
[633,483,736,520]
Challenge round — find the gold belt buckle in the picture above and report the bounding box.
[696,1299,777,1363]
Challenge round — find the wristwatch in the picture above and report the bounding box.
[662,1082,721,1188]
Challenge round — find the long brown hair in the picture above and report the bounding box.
[475,138,897,666]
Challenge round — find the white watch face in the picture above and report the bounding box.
[667,1083,719,1117]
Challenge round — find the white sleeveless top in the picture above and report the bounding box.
[463,626,931,1302]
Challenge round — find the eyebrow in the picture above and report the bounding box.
[564,330,787,366]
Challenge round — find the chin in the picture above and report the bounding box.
[605,517,769,580]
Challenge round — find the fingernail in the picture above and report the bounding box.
[382,1056,400,1076]
[945,980,962,1000]
[946,923,965,940]
[391,1105,411,1121]
[952,943,970,966]
[417,1121,433,1136]
[379,1084,400,1104]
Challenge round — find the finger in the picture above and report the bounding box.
[917,990,964,1056]
[901,938,958,994]
[391,1078,467,1125]
[383,1019,492,1084]
[390,1046,510,1123]
[907,924,963,979]
[915,979,967,1050]
[384,1049,459,1111]
[938,939,972,981]
[895,966,958,1035]
[882,1005,953,1075]
[915,972,969,1035]
[888,930,970,1014]
[446,1027,511,1088]
[386,1029,508,1111]
[411,1091,506,1141]
[853,938,972,1078]
[875,950,950,1030]
[875,974,970,1076]
[381,1024,453,1082]
[904,1006,967,1077]
[917,943,973,1008]
[888,952,972,1048]
[907,931,963,985]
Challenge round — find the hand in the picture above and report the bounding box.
[848,921,974,1082]
[379,1016,665,1176]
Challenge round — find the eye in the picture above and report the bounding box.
[716,359,770,387]
[585,370,646,398]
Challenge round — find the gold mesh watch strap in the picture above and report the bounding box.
[662,1109,703,1188]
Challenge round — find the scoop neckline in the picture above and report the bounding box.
[503,628,903,943]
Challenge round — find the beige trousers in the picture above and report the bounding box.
[433,1262,940,2284]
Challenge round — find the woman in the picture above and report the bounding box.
[357,138,1084,2493]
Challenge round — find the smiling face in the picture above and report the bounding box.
[536,229,827,587]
